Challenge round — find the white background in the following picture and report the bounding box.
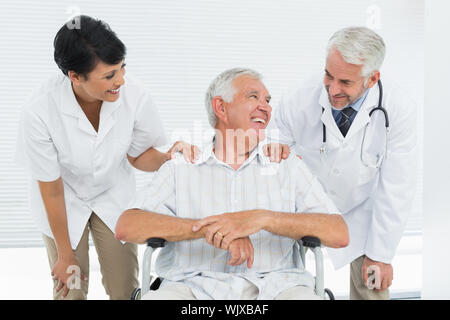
[0,0,430,299]
[422,0,450,299]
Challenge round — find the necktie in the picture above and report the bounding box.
[338,107,356,137]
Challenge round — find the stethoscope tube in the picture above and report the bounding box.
[368,80,389,128]
[320,79,389,167]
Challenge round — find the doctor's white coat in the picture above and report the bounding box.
[270,75,418,269]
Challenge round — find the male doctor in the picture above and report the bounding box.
[268,27,417,300]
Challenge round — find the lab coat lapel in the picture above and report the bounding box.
[344,84,378,141]
[96,98,121,143]
[59,78,97,136]
[318,87,343,142]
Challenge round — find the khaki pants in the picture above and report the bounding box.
[350,255,390,300]
[43,212,139,300]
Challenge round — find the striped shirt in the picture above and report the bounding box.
[128,140,339,299]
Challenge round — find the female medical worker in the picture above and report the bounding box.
[16,15,199,300]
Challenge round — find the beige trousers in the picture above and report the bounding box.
[42,212,139,300]
[350,255,390,300]
[143,279,321,300]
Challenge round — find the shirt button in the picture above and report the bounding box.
[329,190,336,196]
[332,168,340,175]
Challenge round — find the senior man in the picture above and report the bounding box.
[115,68,349,300]
[268,27,418,299]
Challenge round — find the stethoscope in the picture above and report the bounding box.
[319,80,389,168]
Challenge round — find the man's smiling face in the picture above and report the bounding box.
[222,75,272,141]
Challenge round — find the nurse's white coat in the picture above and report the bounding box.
[16,73,168,249]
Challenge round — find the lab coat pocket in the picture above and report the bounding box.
[358,164,379,186]
[358,131,385,185]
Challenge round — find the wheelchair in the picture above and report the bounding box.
[131,236,335,300]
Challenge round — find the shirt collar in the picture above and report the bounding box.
[59,75,122,118]
[320,85,371,113]
[60,76,84,118]
[347,88,369,112]
[195,136,270,168]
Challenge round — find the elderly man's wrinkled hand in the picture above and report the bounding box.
[227,237,254,268]
[192,210,269,250]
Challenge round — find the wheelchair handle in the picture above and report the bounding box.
[146,237,167,248]
[300,236,321,248]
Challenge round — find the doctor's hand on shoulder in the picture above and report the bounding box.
[263,143,302,162]
[362,256,393,292]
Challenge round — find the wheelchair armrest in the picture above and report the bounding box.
[300,236,321,248]
[146,237,167,249]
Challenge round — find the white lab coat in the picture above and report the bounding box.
[269,75,418,269]
[16,73,168,249]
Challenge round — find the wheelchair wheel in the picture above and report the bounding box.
[131,288,141,300]
[324,288,335,300]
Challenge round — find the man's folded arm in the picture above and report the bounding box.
[261,211,349,248]
[271,156,349,248]
[114,159,207,244]
[194,209,348,250]
[115,209,206,244]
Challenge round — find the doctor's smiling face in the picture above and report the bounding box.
[324,48,378,109]
[69,60,126,105]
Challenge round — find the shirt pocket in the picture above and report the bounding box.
[114,137,132,159]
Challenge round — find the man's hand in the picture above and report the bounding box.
[263,143,292,162]
[166,141,200,163]
[227,237,254,268]
[362,256,393,292]
[192,210,268,250]
[51,255,87,298]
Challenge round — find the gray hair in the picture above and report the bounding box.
[326,27,386,79]
[205,67,262,127]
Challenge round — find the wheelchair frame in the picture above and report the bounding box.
[131,236,334,300]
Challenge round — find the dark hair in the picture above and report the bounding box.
[53,15,126,78]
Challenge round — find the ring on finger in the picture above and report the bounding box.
[216,231,223,238]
